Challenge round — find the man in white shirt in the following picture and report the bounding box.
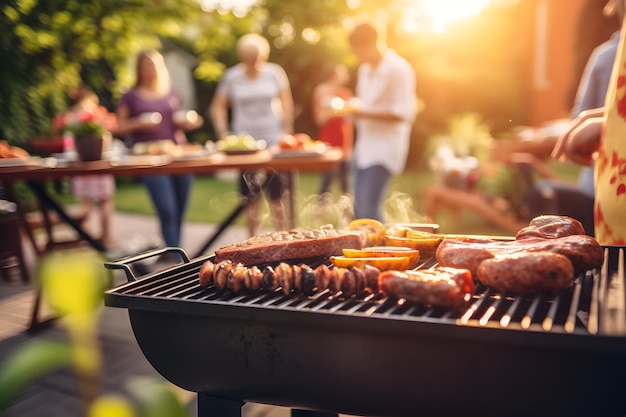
[347,22,417,221]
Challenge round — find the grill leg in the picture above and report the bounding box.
[291,410,338,417]
[197,393,244,417]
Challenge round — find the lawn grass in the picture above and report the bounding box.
[111,158,582,236]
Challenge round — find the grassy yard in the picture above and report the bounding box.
[109,159,582,237]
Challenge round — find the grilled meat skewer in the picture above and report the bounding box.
[199,258,474,309]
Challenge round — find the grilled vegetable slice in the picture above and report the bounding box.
[348,218,386,246]
[330,255,413,271]
[383,235,443,259]
[342,247,420,268]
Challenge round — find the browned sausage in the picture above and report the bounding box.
[379,267,473,308]
[477,251,574,294]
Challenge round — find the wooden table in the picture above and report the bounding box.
[1,148,343,331]
[0,148,343,256]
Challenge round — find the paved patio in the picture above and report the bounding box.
[0,212,298,417]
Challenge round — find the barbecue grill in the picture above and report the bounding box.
[104,245,626,417]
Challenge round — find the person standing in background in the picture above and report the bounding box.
[346,22,417,222]
[552,0,626,244]
[569,0,622,197]
[210,33,295,237]
[524,0,622,235]
[115,49,203,257]
[312,63,354,199]
[54,84,117,248]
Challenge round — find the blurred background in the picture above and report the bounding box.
[1,0,620,168]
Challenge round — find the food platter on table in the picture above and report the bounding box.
[0,156,57,168]
[271,149,325,158]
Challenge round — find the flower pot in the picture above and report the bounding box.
[75,135,103,162]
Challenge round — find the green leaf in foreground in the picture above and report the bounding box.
[127,377,190,417]
[0,340,73,412]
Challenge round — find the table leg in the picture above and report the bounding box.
[27,181,105,253]
[197,393,244,417]
[3,181,43,256]
[192,199,249,258]
[285,171,296,229]
[291,410,338,417]
[28,286,57,333]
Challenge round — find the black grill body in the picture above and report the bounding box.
[104,246,626,417]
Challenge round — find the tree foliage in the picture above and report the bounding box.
[2,0,608,171]
[0,0,202,145]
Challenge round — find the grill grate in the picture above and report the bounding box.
[106,247,626,337]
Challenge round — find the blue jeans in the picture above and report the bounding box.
[353,165,390,221]
[141,174,193,248]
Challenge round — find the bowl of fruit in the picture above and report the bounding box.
[274,133,327,157]
[217,133,266,155]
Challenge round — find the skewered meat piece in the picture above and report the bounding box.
[262,265,279,291]
[276,262,294,295]
[350,266,366,295]
[198,260,215,287]
[315,264,332,292]
[378,267,474,308]
[228,263,247,293]
[328,267,343,295]
[214,260,233,290]
[363,265,382,292]
[341,268,357,296]
[292,264,303,293]
[300,265,317,295]
[245,266,263,291]
[516,215,586,240]
[477,251,574,294]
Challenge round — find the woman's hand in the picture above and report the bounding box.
[174,110,204,131]
[552,107,605,166]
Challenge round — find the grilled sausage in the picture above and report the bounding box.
[477,251,574,294]
[436,239,494,277]
[436,234,603,277]
[378,267,474,308]
[199,260,215,287]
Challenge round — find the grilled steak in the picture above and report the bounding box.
[515,215,586,240]
[213,227,366,266]
[477,251,575,294]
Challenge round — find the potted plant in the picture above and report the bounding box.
[53,105,117,162]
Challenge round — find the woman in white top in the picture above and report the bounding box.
[210,33,295,237]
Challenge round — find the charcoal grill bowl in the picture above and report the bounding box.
[125,299,626,417]
[105,248,626,417]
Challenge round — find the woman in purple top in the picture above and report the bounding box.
[116,49,203,254]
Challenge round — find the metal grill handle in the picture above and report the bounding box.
[104,247,190,282]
